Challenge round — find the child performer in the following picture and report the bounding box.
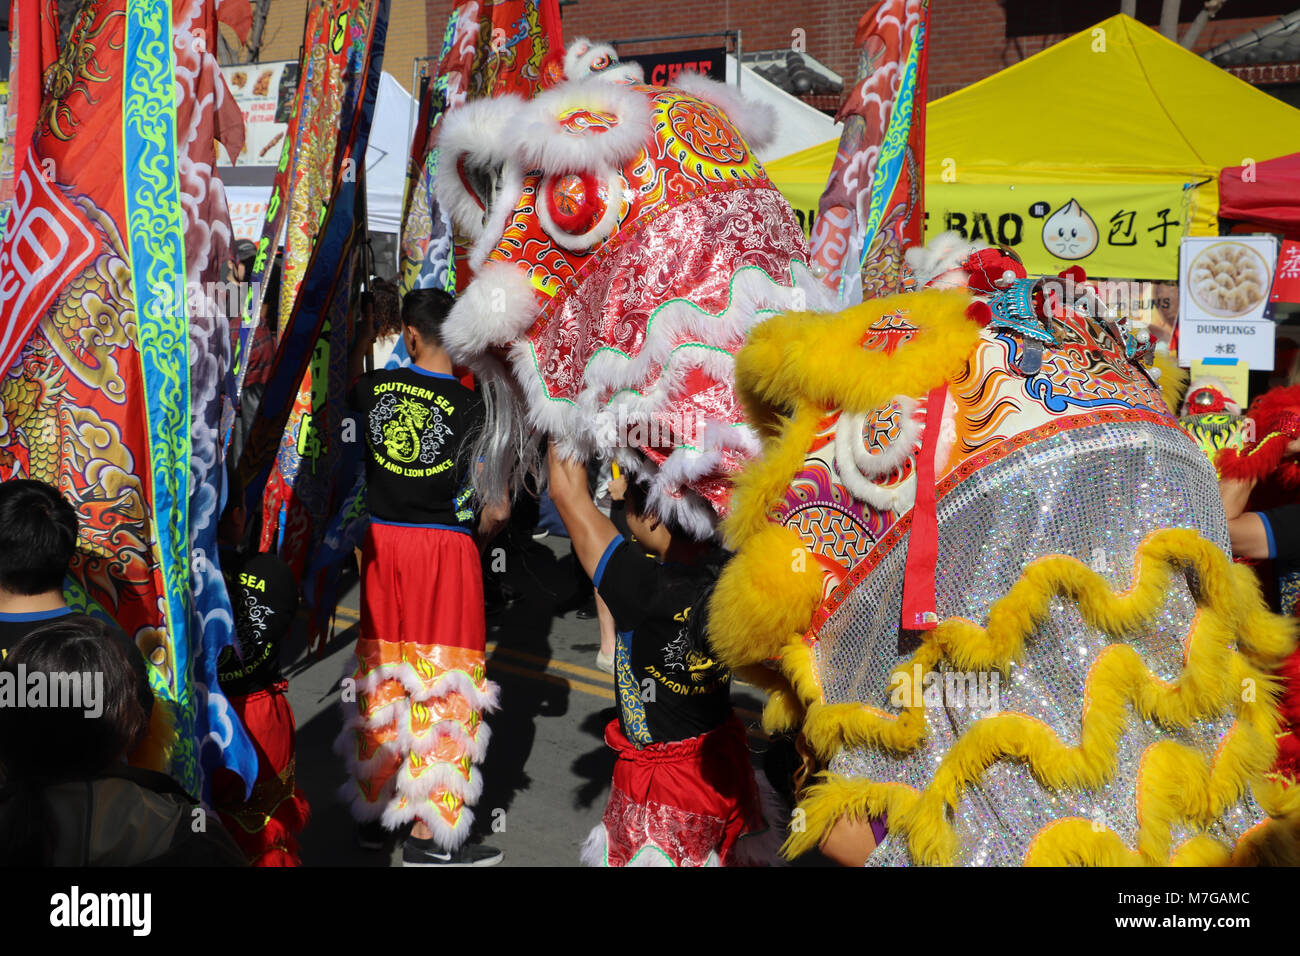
[547,446,763,866]
[212,551,310,865]
[337,288,507,867]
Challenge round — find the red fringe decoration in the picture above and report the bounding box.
[1246,384,1300,437]
[1216,431,1290,482]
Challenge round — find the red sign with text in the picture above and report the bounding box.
[1273,239,1300,304]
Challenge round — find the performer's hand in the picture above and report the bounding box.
[546,444,588,505]
[608,473,627,502]
[1219,476,1257,521]
[477,497,510,548]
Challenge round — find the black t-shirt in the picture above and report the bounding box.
[349,367,483,527]
[0,607,75,660]
[1263,503,1300,564]
[594,538,732,745]
[1262,502,1300,615]
[217,552,299,696]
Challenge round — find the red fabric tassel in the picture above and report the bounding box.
[901,385,947,630]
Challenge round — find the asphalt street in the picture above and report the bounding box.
[283,529,780,866]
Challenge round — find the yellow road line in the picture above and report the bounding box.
[487,657,615,700]
[487,641,613,684]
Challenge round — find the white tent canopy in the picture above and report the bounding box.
[221,71,416,243]
[365,71,419,234]
[724,54,840,163]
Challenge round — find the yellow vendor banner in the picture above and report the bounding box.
[925,183,1196,280]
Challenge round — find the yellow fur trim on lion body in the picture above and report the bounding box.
[711,289,1300,865]
[780,530,1298,865]
[733,289,980,428]
[714,290,979,665]
[733,663,805,735]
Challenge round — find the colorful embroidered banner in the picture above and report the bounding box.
[173,0,259,794]
[0,0,257,796]
[234,0,327,407]
[397,2,479,298]
[235,0,389,581]
[0,0,59,243]
[808,0,929,302]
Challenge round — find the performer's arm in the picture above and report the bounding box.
[1220,475,1269,559]
[1232,503,1300,562]
[1228,513,1271,560]
[348,300,378,388]
[547,444,620,582]
[1219,477,1256,521]
[477,496,510,545]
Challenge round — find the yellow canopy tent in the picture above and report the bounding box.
[766,13,1300,279]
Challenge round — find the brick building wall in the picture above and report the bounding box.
[230,0,1293,104]
[236,0,430,89]
[927,1,1282,99]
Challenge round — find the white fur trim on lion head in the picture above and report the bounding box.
[442,261,541,364]
[672,71,777,152]
[519,79,652,175]
[564,37,644,84]
[905,231,984,290]
[435,93,529,239]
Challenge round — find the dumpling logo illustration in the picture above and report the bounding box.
[1042,199,1099,260]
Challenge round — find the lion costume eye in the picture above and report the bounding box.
[537,169,622,251]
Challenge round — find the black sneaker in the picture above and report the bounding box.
[402,836,503,867]
[356,820,389,851]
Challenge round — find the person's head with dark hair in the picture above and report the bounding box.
[0,615,151,783]
[0,479,78,602]
[621,478,702,561]
[234,239,258,280]
[400,288,455,360]
[371,277,402,340]
[0,615,245,868]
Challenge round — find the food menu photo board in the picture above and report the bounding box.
[217,60,299,167]
[1177,235,1279,369]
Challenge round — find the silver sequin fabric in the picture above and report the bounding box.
[815,419,1264,866]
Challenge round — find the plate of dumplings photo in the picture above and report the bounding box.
[1187,241,1270,318]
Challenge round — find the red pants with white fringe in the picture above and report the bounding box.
[582,715,763,866]
[335,521,498,850]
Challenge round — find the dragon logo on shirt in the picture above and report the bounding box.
[369,394,451,465]
[234,591,272,655]
[663,624,715,683]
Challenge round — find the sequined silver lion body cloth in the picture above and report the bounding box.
[710,285,1300,866]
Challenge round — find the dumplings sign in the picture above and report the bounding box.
[1188,242,1269,318]
[1042,198,1099,260]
